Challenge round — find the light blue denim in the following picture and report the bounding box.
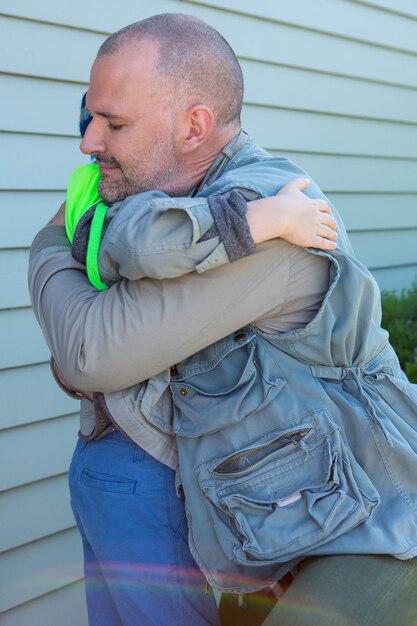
[160,245,417,593]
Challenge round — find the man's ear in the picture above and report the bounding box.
[177,105,215,154]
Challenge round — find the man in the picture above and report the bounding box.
[29,13,417,626]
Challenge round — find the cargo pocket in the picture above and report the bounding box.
[195,409,380,564]
[171,332,285,437]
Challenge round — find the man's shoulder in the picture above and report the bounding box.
[199,138,309,198]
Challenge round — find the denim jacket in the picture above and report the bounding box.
[155,242,417,592]
[94,135,417,591]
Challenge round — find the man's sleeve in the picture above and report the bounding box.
[28,229,291,393]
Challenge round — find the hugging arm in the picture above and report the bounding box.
[30,172,337,393]
[29,230,294,393]
[73,179,337,286]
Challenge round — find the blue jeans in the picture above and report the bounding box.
[69,431,219,626]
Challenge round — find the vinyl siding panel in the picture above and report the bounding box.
[351,229,417,269]
[0,309,49,369]
[243,105,417,158]
[242,59,417,123]
[0,74,87,136]
[0,528,83,612]
[0,581,88,626]
[1,1,416,623]
[0,192,65,249]
[0,134,84,190]
[1,415,79,491]
[330,194,417,231]
[0,250,31,309]
[0,363,79,429]
[371,264,417,291]
[1,475,74,552]
[279,152,417,193]
[353,0,417,19]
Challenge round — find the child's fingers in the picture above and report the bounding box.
[315,235,338,250]
[293,177,310,191]
[319,212,337,230]
[314,199,331,213]
[280,177,310,193]
[319,224,338,241]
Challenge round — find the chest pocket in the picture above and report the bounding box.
[171,330,285,437]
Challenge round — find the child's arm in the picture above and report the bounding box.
[70,176,336,288]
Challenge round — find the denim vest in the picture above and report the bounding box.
[166,244,417,593]
[130,136,417,591]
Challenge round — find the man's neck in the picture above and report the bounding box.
[165,127,241,197]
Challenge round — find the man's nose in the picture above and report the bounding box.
[80,121,106,156]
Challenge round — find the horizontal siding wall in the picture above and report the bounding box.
[0,0,416,623]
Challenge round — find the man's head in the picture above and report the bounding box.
[80,13,244,203]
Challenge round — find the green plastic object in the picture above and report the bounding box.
[65,163,108,290]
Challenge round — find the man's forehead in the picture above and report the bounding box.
[87,51,160,114]
[85,77,130,118]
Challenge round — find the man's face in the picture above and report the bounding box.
[81,42,183,203]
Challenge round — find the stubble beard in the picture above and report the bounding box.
[97,136,184,204]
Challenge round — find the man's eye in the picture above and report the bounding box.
[109,123,125,131]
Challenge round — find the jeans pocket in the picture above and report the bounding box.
[194,409,380,565]
[80,469,136,494]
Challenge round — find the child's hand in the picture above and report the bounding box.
[247,178,338,250]
[276,178,338,249]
